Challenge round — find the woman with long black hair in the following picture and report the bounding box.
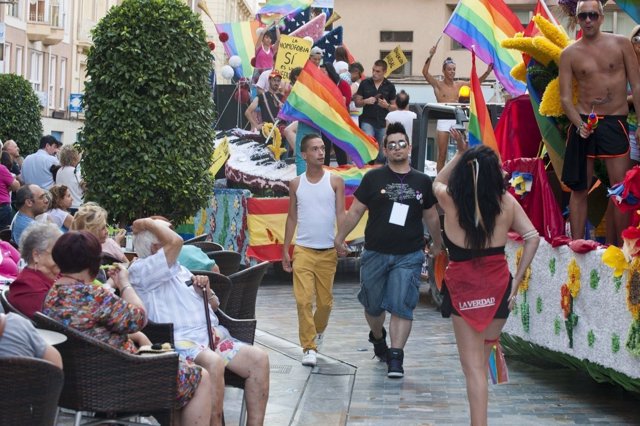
[433,128,539,425]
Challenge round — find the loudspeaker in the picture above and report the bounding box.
[213,84,251,131]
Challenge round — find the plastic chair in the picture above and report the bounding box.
[188,270,232,311]
[33,312,179,426]
[226,261,270,320]
[208,250,242,276]
[0,357,64,426]
[188,241,224,253]
[183,234,208,244]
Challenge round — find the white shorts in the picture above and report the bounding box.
[437,119,456,132]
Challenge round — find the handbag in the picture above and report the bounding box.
[137,342,174,356]
[487,341,509,384]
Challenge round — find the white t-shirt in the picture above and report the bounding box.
[333,60,348,75]
[386,110,418,143]
[55,165,84,209]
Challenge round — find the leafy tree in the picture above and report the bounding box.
[79,0,215,225]
[0,74,43,155]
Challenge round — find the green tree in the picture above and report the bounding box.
[0,74,43,155]
[79,0,215,225]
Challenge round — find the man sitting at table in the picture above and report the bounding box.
[129,217,269,425]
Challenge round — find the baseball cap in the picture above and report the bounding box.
[269,70,282,79]
[310,46,324,56]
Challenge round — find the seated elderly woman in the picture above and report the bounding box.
[42,231,215,425]
[130,218,269,425]
[72,202,128,264]
[8,223,62,318]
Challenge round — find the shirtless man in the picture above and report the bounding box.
[559,0,640,243]
[423,44,493,172]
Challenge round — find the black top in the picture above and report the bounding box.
[258,91,283,124]
[443,232,505,262]
[354,166,436,254]
[356,77,396,128]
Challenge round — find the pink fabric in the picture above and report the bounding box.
[0,241,20,279]
[102,238,128,263]
[255,45,274,69]
[502,158,565,243]
[568,239,601,253]
[0,165,15,204]
[495,95,542,161]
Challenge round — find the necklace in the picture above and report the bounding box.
[57,274,86,284]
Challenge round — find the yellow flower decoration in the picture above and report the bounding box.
[501,37,553,66]
[567,258,581,298]
[532,36,562,65]
[532,14,570,49]
[602,245,630,277]
[262,123,287,160]
[515,247,532,293]
[627,259,640,319]
[510,61,527,83]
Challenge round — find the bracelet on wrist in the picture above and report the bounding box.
[120,285,132,295]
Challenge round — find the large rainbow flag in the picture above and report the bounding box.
[616,0,640,24]
[257,0,313,25]
[246,195,367,262]
[469,50,500,157]
[324,164,379,195]
[278,62,379,167]
[443,0,526,96]
[214,21,260,78]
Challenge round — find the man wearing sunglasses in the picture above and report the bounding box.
[334,122,443,378]
[559,0,640,244]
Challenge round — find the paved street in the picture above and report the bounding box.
[226,260,640,426]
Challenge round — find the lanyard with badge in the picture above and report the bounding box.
[389,171,409,226]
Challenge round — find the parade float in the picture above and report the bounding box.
[191,1,640,392]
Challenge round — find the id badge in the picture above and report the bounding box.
[389,202,409,226]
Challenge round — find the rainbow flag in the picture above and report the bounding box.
[257,0,313,25]
[443,0,526,97]
[616,0,640,24]
[524,0,557,37]
[469,50,500,157]
[278,62,379,167]
[214,21,260,78]
[246,195,367,262]
[324,164,379,195]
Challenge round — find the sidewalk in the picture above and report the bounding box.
[221,262,640,425]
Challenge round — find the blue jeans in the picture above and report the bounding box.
[0,204,13,229]
[360,121,386,163]
[358,249,424,320]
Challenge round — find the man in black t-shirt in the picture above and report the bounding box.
[354,60,397,163]
[335,122,443,379]
[245,70,284,131]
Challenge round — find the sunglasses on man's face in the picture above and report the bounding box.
[386,140,408,151]
[577,11,600,21]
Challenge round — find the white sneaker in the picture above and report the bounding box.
[301,349,317,367]
[315,333,324,348]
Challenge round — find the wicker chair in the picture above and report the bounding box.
[207,250,242,276]
[0,357,64,426]
[183,234,208,244]
[139,310,256,426]
[226,261,270,320]
[188,241,224,253]
[188,270,232,311]
[1,288,29,319]
[33,312,179,426]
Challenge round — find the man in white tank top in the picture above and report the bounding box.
[283,134,345,367]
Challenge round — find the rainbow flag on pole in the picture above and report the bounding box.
[278,62,379,167]
[257,0,313,25]
[469,49,500,157]
[443,0,526,96]
[324,165,379,195]
[616,0,640,24]
[214,21,260,78]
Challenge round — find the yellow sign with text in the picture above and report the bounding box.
[274,34,312,82]
[384,45,408,77]
[210,137,229,176]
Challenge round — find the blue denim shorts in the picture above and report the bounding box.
[358,249,424,320]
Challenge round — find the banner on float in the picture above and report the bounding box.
[383,45,408,77]
[274,34,312,82]
[210,137,230,176]
[312,0,334,8]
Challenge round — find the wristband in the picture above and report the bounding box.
[120,285,132,295]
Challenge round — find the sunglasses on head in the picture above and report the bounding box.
[577,11,600,21]
[386,140,408,151]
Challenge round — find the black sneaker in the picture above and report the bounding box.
[368,327,388,362]
[387,348,404,378]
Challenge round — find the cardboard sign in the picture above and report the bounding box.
[274,34,312,82]
[383,45,408,77]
